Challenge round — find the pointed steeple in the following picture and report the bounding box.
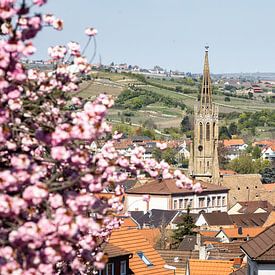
[200,46,212,113]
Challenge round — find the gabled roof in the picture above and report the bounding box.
[177,235,218,251]
[172,213,199,225]
[103,243,131,258]
[127,179,228,195]
[241,224,275,262]
[109,228,173,274]
[230,213,269,227]
[263,210,275,227]
[208,242,244,261]
[223,139,245,147]
[139,228,160,246]
[136,209,179,228]
[187,259,236,275]
[202,212,233,226]
[237,200,273,214]
[216,227,264,239]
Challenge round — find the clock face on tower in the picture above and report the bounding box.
[198,145,203,152]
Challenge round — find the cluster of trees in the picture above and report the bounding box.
[115,88,186,110]
[227,154,271,174]
[219,122,240,139]
[238,110,275,129]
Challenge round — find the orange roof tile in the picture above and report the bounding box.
[220,169,237,175]
[223,139,245,147]
[109,228,173,274]
[218,227,265,238]
[263,183,275,192]
[139,228,161,246]
[188,259,236,275]
[120,217,139,228]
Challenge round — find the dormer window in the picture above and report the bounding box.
[137,252,153,267]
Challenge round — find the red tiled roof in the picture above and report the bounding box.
[223,139,245,147]
[187,259,237,275]
[109,228,173,274]
[217,227,265,239]
[127,179,228,195]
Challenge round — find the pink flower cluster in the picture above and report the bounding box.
[0,0,199,274]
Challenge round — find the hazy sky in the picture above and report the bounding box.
[34,0,275,73]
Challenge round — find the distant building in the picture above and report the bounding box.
[126,178,228,213]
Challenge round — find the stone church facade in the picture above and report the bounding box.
[189,47,220,184]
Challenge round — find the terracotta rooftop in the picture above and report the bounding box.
[139,228,161,246]
[127,179,228,195]
[217,227,265,239]
[103,243,131,258]
[241,224,275,262]
[223,139,245,147]
[187,259,237,275]
[109,228,173,274]
[263,183,275,192]
[220,169,237,175]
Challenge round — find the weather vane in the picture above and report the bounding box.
[205,45,209,52]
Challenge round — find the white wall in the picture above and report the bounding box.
[195,214,207,227]
[126,194,169,212]
[258,264,275,275]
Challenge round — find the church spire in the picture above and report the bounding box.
[200,46,212,112]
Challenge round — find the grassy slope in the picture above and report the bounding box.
[77,71,275,138]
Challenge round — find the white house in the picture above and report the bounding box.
[262,146,275,161]
[126,178,229,214]
[241,224,275,275]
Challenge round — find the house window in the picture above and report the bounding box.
[137,252,153,267]
[173,200,178,209]
[106,263,114,275]
[179,199,183,209]
[184,199,188,209]
[222,197,226,206]
[199,198,205,208]
[120,260,126,275]
[189,199,193,208]
[212,197,216,207]
[217,196,221,206]
[206,122,210,141]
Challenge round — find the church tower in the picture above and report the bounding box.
[189,47,220,184]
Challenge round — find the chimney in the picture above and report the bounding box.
[238,227,243,235]
[233,258,243,269]
[196,232,201,247]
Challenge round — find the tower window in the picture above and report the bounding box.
[206,122,210,141]
[213,122,215,138]
[199,122,203,141]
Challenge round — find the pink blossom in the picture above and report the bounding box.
[51,146,70,161]
[53,18,63,30]
[23,184,48,204]
[156,142,167,150]
[11,154,30,169]
[142,194,150,202]
[33,0,47,6]
[192,182,202,193]
[85,27,98,36]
